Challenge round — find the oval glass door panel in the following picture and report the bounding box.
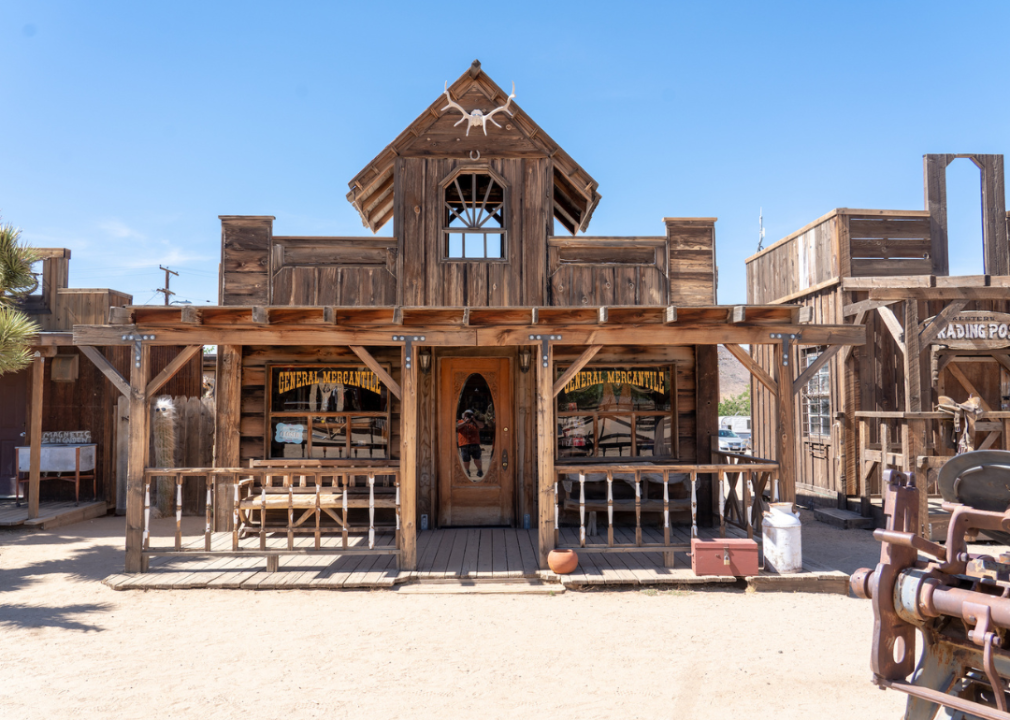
[455,374,495,482]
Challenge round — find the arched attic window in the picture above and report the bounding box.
[442,167,507,261]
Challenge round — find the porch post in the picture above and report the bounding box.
[774,341,797,505]
[399,343,418,570]
[27,351,44,520]
[125,343,150,573]
[903,298,929,537]
[213,345,242,531]
[537,340,555,569]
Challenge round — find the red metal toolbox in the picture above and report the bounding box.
[691,537,759,576]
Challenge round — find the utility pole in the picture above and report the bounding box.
[156,265,178,305]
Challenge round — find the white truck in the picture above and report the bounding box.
[718,416,752,452]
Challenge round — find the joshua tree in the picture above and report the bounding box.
[0,222,40,374]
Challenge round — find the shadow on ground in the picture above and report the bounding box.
[0,602,112,632]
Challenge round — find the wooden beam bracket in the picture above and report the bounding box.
[79,345,131,398]
[723,343,776,393]
[350,344,403,401]
[793,344,842,395]
[553,345,603,397]
[147,345,203,397]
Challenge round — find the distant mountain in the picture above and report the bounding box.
[718,345,749,401]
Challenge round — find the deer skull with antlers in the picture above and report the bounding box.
[441,81,516,136]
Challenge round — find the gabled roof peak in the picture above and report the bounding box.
[346,62,601,235]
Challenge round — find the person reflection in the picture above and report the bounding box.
[456,409,485,478]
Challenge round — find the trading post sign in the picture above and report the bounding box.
[929,311,1010,349]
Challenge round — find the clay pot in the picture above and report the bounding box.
[548,549,579,574]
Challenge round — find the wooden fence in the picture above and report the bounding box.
[116,395,214,515]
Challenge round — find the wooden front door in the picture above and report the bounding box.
[0,369,28,497]
[438,357,514,526]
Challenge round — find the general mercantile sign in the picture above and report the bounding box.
[929,311,1010,349]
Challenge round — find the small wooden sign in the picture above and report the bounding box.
[930,311,1010,349]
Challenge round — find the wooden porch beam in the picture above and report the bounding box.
[991,352,1010,376]
[125,344,150,572]
[146,345,203,397]
[918,299,969,347]
[399,343,418,570]
[843,298,898,317]
[870,286,1010,301]
[180,306,203,325]
[537,342,555,569]
[348,345,402,401]
[78,345,130,398]
[552,345,603,397]
[775,341,797,505]
[840,310,866,364]
[876,306,906,355]
[27,352,44,519]
[947,362,993,412]
[722,343,776,393]
[792,344,842,395]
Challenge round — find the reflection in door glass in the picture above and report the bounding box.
[456,374,495,482]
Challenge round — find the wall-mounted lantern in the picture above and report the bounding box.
[418,348,432,375]
[518,347,532,374]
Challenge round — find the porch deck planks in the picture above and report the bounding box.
[103,524,844,592]
[491,528,509,579]
[516,528,540,577]
[443,529,470,579]
[459,528,481,578]
[476,528,494,576]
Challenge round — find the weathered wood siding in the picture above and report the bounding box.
[271,237,397,306]
[666,219,717,305]
[396,156,551,307]
[220,216,272,305]
[746,214,837,304]
[547,237,668,306]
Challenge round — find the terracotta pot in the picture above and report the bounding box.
[548,549,579,575]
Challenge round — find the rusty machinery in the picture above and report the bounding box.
[852,450,1010,719]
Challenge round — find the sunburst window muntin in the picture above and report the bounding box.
[441,167,507,261]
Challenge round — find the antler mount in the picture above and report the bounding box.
[441,81,516,137]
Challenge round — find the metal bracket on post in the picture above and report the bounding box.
[529,334,562,368]
[392,335,426,372]
[770,332,801,367]
[121,332,156,369]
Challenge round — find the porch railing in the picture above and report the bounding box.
[553,459,778,554]
[141,465,401,567]
[855,411,1010,498]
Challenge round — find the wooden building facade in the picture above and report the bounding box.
[5,249,201,519]
[71,61,861,574]
[747,154,1010,530]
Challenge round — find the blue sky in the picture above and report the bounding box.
[1,1,1007,306]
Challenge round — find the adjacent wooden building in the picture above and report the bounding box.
[747,154,1010,533]
[72,61,862,574]
[4,249,201,523]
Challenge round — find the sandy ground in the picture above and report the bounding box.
[0,510,912,720]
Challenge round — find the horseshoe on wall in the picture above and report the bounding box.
[469,150,480,160]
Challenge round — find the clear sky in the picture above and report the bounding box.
[2,1,1007,307]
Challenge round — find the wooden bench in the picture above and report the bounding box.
[236,461,400,543]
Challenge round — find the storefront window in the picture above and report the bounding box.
[268,365,390,459]
[556,366,678,459]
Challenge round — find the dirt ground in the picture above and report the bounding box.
[0,510,911,720]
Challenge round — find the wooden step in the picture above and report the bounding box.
[813,507,875,530]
